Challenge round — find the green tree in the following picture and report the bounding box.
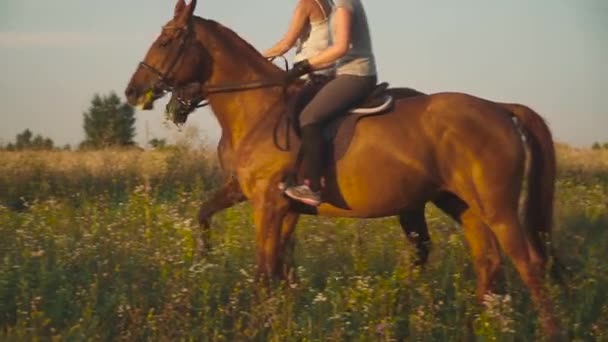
[15,129,33,149]
[7,129,55,150]
[31,134,54,150]
[82,92,136,149]
[592,142,601,150]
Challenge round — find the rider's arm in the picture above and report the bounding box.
[263,0,311,58]
[307,6,352,69]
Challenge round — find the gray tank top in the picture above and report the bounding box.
[332,0,377,76]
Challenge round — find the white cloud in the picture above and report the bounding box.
[0,31,143,47]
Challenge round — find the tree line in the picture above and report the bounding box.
[592,142,608,150]
[1,92,169,151]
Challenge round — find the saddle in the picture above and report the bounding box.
[287,81,395,162]
[349,82,393,114]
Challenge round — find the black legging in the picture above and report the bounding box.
[297,74,377,191]
[300,74,377,126]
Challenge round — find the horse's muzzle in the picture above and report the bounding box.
[125,86,139,106]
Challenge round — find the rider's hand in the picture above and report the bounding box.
[285,59,312,82]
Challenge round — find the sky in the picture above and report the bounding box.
[0,0,606,148]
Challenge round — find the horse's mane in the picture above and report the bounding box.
[193,17,283,76]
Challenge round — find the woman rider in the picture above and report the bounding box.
[263,0,333,77]
[264,0,335,142]
[282,0,378,206]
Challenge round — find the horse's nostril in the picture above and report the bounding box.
[125,86,136,98]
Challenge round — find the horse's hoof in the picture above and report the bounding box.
[413,258,427,268]
[198,219,211,230]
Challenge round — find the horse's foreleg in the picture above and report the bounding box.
[196,176,246,255]
[398,208,431,266]
[279,212,300,283]
[198,176,245,227]
[252,185,291,281]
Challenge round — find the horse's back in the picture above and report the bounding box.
[354,91,519,149]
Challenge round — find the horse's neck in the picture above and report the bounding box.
[198,21,286,151]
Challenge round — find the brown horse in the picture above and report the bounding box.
[125,0,559,336]
[168,84,556,271]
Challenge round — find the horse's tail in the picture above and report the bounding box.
[505,103,564,279]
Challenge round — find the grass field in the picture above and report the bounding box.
[0,145,606,340]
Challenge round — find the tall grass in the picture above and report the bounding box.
[0,144,606,340]
[0,147,222,209]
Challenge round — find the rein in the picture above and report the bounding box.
[204,78,286,94]
[173,78,286,110]
[186,55,293,109]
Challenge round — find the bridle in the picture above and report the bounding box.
[137,22,291,109]
[138,24,194,94]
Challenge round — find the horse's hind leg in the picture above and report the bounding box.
[484,211,559,336]
[459,145,559,336]
[438,191,558,335]
[433,193,502,300]
[398,207,431,266]
[197,176,246,254]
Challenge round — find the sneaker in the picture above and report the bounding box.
[284,184,321,207]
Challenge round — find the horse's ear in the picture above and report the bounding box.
[175,0,197,26]
[174,0,186,18]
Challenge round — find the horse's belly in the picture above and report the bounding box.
[318,147,435,218]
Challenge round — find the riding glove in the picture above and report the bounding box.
[285,59,312,82]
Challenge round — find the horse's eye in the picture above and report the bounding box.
[157,33,174,47]
[158,37,171,47]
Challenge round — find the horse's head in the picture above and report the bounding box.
[125,0,210,109]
